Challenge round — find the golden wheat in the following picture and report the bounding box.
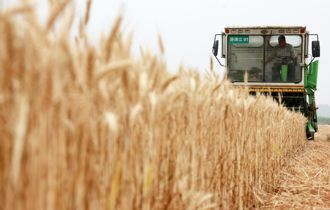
[0,2,308,210]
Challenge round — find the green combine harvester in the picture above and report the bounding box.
[212,26,320,140]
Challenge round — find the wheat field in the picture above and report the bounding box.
[0,2,307,210]
[263,125,330,208]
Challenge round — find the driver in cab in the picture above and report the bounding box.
[266,35,297,82]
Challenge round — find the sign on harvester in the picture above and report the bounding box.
[228,35,249,44]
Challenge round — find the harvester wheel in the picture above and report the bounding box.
[307,131,314,141]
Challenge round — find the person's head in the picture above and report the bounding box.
[278,35,286,48]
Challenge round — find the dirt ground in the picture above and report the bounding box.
[263,125,330,209]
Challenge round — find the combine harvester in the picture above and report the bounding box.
[212,26,320,140]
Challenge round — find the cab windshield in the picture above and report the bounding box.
[227,35,302,83]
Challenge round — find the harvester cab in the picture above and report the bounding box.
[212,26,320,140]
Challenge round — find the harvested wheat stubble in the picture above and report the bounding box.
[263,125,330,209]
[316,125,330,141]
[0,2,307,210]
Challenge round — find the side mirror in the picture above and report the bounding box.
[212,40,219,57]
[312,41,320,57]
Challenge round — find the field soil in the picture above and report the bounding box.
[264,125,330,208]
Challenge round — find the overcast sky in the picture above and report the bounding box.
[2,0,330,104]
[81,0,330,104]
